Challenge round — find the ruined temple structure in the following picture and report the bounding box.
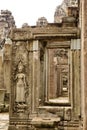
[54,0,78,23]
[0,10,15,109]
[0,0,87,129]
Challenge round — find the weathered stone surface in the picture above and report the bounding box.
[0,10,15,40]
[10,26,80,41]
[8,12,80,130]
[0,10,16,112]
[81,0,87,129]
[36,17,48,26]
[54,0,78,23]
[0,0,85,130]
[0,113,9,130]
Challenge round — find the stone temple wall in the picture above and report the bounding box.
[7,0,81,129]
[0,0,86,130]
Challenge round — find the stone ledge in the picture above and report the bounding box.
[31,117,60,128]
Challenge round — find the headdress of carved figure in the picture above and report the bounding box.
[18,61,24,72]
[54,49,68,58]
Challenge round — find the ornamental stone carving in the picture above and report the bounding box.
[11,41,29,114]
[15,61,27,103]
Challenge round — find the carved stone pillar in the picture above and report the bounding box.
[8,40,30,130]
[8,39,40,130]
[31,40,40,114]
[71,39,81,120]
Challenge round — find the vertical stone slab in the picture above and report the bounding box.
[3,38,12,94]
[82,0,87,129]
[73,50,80,119]
[71,39,81,120]
[31,40,40,114]
[0,51,3,88]
[8,40,30,130]
[0,51,5,104]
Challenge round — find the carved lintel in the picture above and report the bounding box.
[10,28,32,40]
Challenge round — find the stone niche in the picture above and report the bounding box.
[8,23,81,130]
